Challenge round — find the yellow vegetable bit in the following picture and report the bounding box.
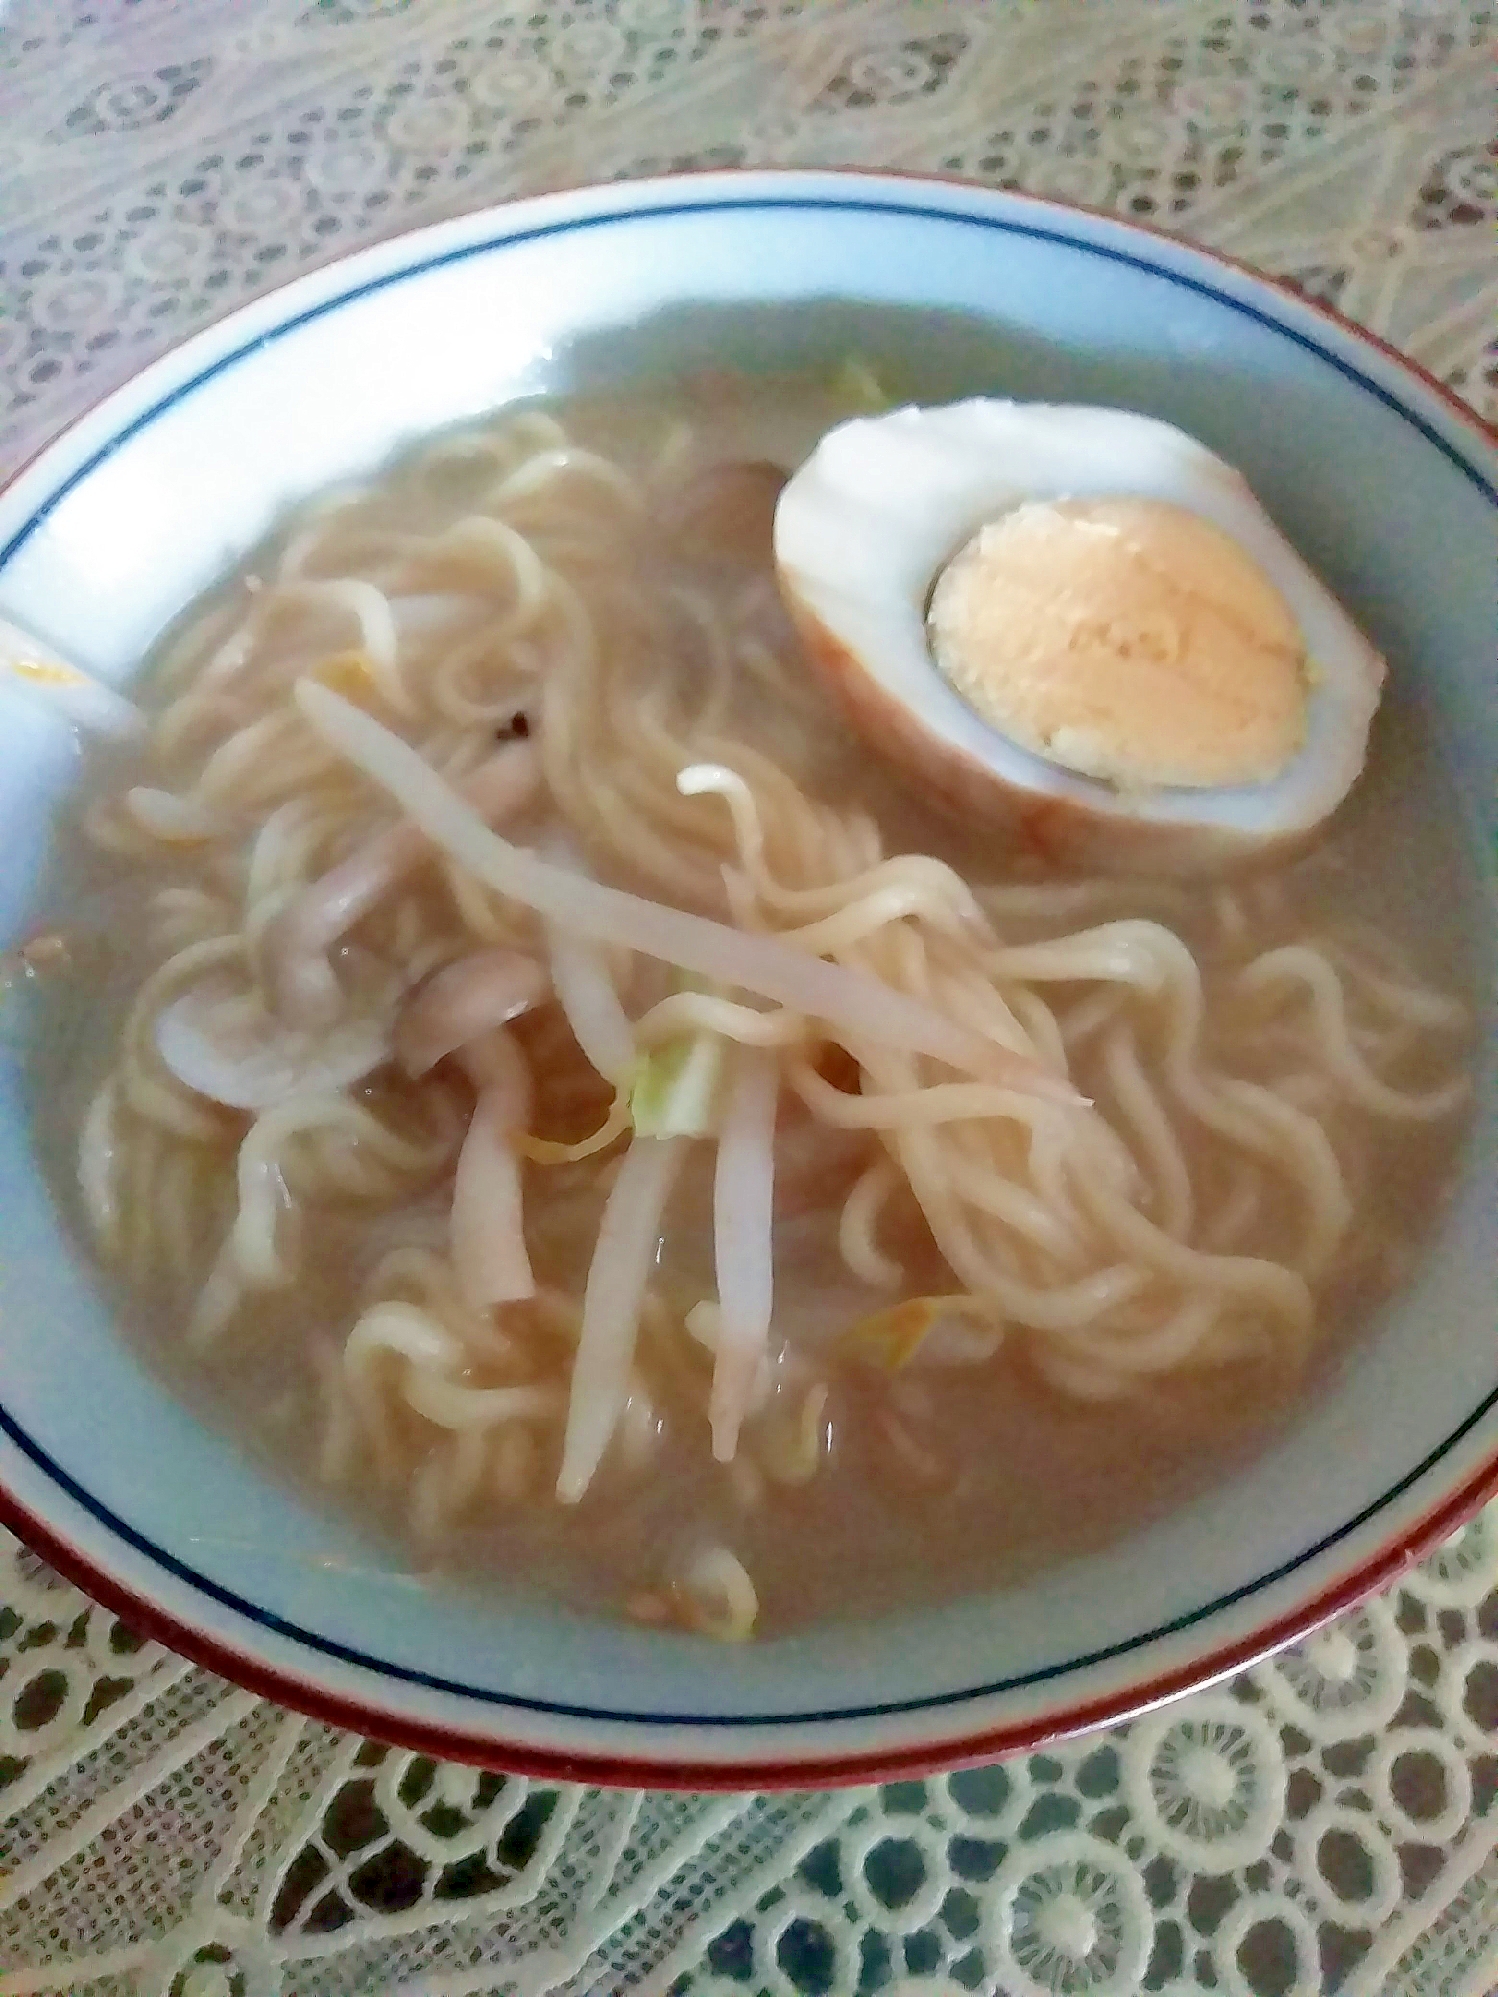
[844,1294,999,1371]
[831,355,893,414]
[311,650,381,706]
[10,657,86,687]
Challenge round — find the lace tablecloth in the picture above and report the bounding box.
[1,3,1495,1992]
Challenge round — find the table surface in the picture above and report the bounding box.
[1,3,1495,1994]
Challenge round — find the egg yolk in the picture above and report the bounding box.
[926,497,1308,790]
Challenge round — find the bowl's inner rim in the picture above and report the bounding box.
[1,182,1495,1735]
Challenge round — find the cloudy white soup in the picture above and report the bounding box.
[16,366,1474,1641]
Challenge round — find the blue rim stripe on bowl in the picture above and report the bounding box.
[2,188,1494,1732]
[4,1380,1498,1725]
[1,197,1494,577]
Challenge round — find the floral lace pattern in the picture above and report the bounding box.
[3,1506,1495,1993]
[2,2,1495,1992]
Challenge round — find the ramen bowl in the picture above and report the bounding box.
[0,172,1494,1787]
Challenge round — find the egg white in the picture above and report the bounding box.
[774,400,1385,874]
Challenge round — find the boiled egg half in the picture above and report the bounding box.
[774,400,1385,874]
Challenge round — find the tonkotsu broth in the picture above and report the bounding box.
[22,367,1475,1638]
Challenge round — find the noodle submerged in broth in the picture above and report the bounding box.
[27,376,1474,1639]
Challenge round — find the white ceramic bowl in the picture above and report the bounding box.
[1,172,1494,1788]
